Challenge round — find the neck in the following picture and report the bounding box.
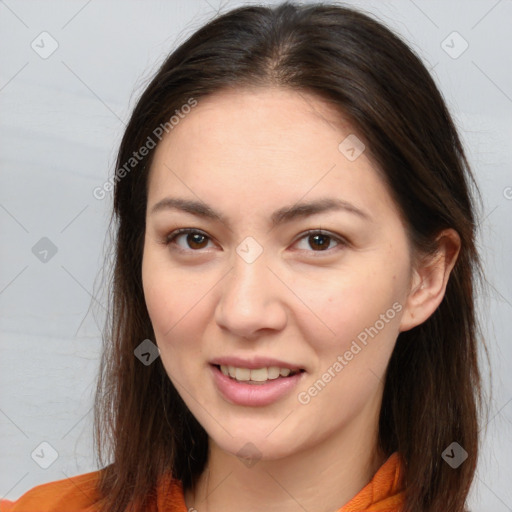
[185,404,386,512]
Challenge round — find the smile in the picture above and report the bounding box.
[210,364,306,406]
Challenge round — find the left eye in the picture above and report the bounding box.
[294,230,345,252]
[164,229,346,253]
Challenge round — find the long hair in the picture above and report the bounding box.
[92,3,489,511]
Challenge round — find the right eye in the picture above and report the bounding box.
[164,228,216,252]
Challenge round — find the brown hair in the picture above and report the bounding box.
[92,2,489,511]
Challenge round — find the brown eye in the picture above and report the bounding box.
[185,232,209,249]
[165,229,213,251]
[308,233,332,251]
[294,230,347,253]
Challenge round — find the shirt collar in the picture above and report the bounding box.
[156,451,405,512]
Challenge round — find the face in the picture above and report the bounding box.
[142,87,415,461]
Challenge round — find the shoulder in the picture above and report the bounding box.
[0,470,188,512]
[0,470,102,512]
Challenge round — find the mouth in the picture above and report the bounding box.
[212,364,305,385]
[210,362,306,406]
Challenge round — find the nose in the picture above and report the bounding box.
[214,251,287,340]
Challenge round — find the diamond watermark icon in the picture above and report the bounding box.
[236,236,263,264]
[338,134,365,161]
[134,339,160,366]
[31,441,59,469]
[32,237,58,263]
[441,31,469,59]
[442,442,468,468]
[31,32,59,59]
[236,442,262,468]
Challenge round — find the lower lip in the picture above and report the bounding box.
[210,364,304,407]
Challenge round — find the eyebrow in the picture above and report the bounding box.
[149,196,372,226]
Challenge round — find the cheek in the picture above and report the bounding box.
[294,268,405,351]
[142,252,208,339]
[141,253,216,384]
[142,272,204,386]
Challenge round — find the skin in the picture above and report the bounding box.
[141,87,460,512]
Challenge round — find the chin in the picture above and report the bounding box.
[206,422,307,463]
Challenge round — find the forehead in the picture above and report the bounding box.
[146,87,398,221]
[157,86,354,156]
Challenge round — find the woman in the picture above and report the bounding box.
[0,2,487,511]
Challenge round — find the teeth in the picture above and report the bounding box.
[250,367,268,382]
[235,367,250,381]
[267,367,280,379]
[219,365,299,382]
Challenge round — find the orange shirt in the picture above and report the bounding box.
[0,452,404,512]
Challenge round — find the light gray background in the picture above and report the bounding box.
[1,0,511,509]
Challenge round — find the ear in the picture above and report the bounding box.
[399,229,461,333]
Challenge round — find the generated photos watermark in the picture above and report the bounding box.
[93,97,198,200]
[297,301,403,405]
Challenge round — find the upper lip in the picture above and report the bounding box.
[210,356,304,371]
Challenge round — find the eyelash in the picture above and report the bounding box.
[163,228,349,255]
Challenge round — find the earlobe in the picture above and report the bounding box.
[399,229,461,333]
